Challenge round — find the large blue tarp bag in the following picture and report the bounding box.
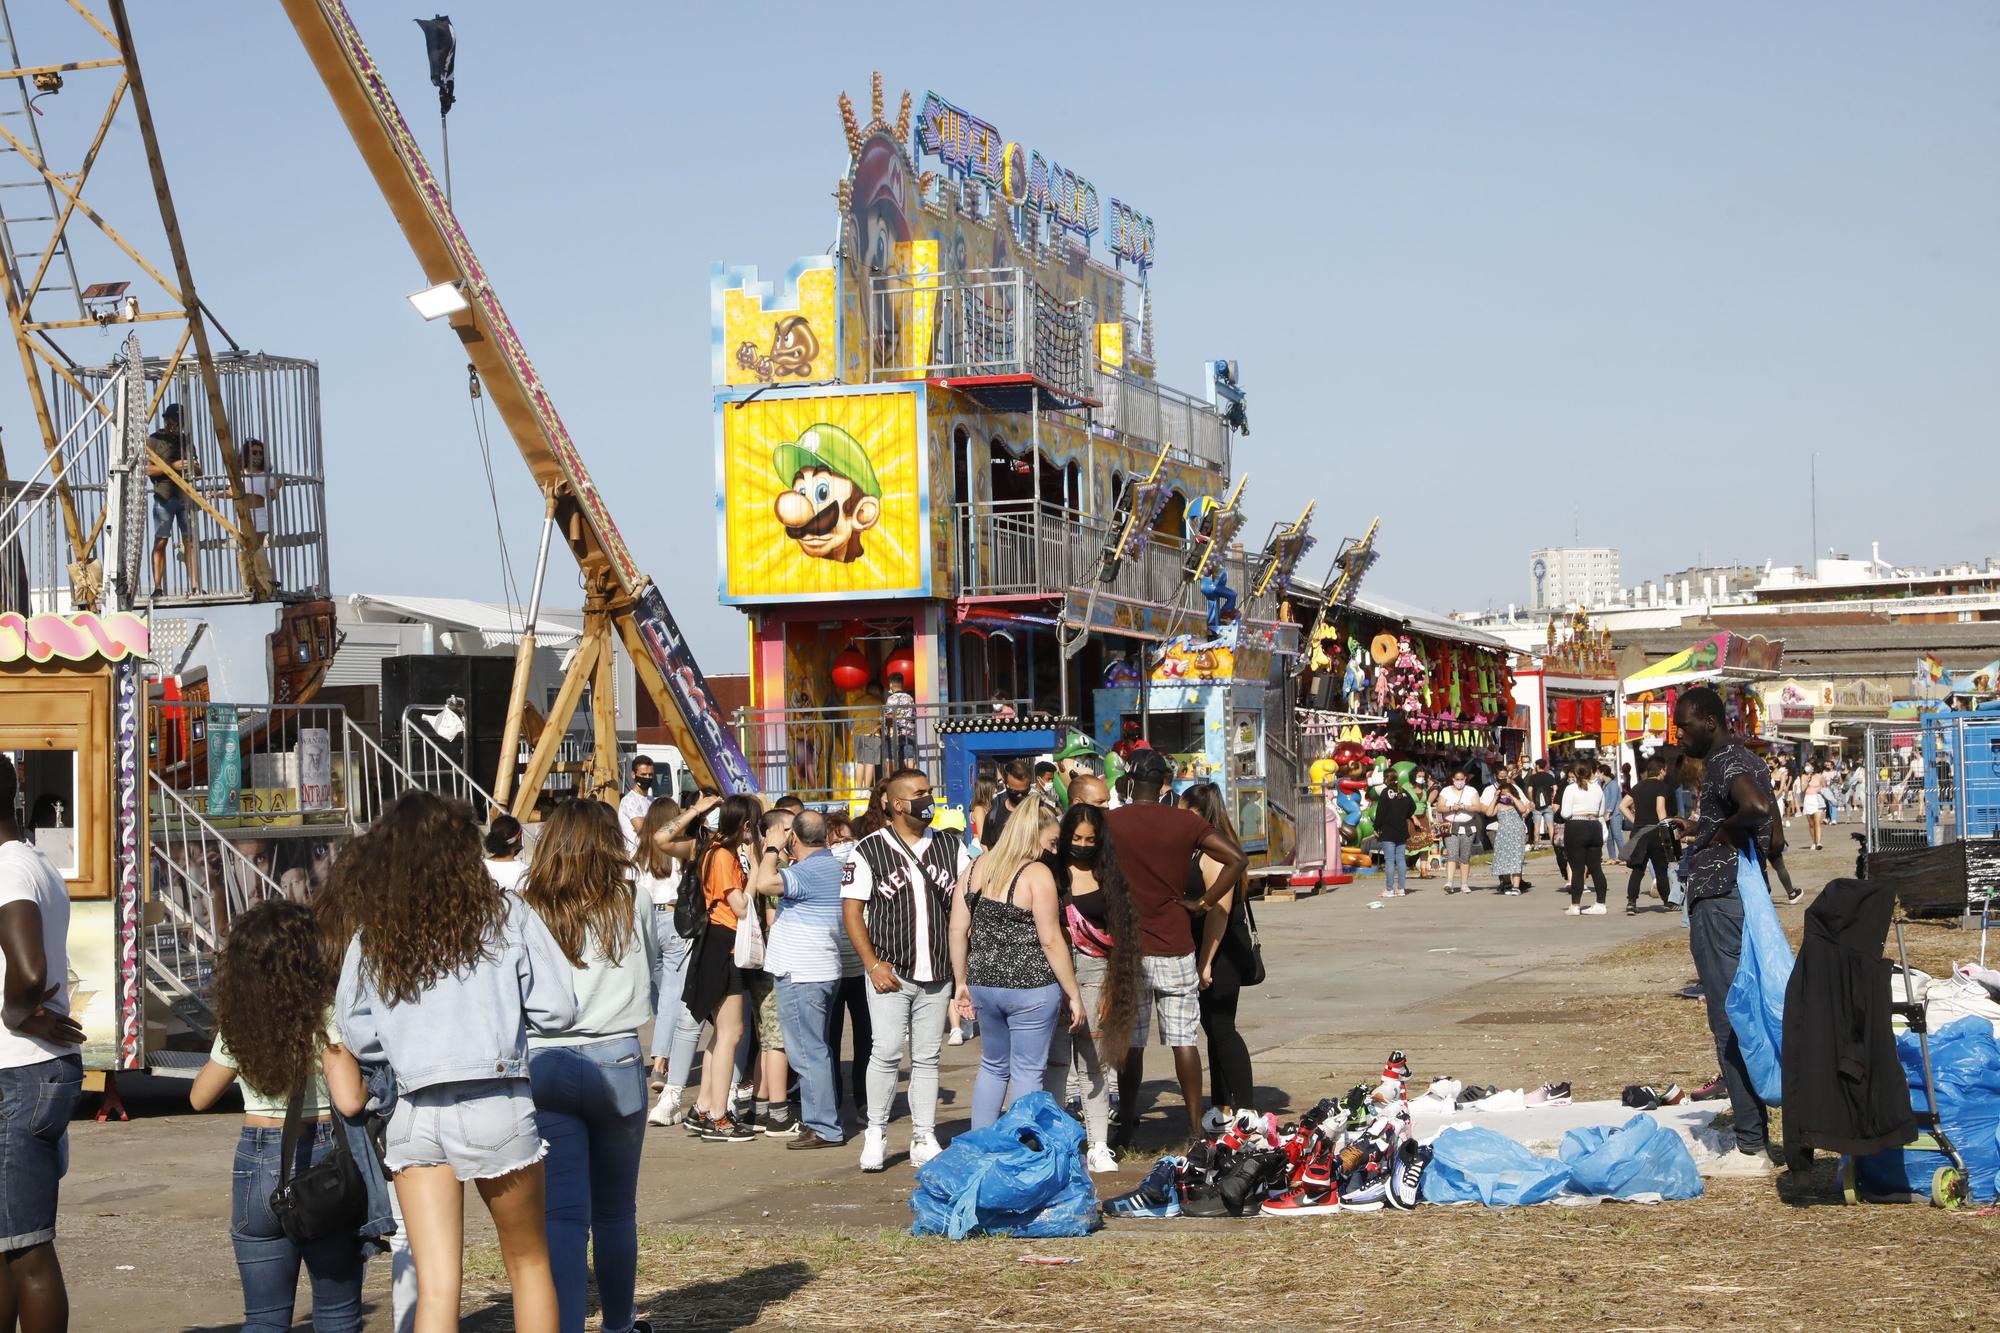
[1560,1114,1705,1201]
[1420,1126,1572,1207]
[909,1091,1099,1239]
[1725,845,1793,1105]
[1855,1016,2000,1201]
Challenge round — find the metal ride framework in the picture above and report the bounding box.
[280,0,753,805]
[0,0,270,605]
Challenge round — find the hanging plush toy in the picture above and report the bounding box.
[1200,567,1238,638]
[1386,634,1429,713]
[1343,645,1369,714]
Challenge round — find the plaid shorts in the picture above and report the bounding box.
[1131,952,1201,1048]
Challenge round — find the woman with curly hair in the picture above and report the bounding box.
[1179,782,1259,1113]
[189,899,371,1332]
[521,799,657,1333]
[1041,802,1143,1174]
[334,791,576,1333]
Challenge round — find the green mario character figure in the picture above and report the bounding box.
[771,423,883,564]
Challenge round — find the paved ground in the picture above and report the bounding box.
[59,838,1872,1330]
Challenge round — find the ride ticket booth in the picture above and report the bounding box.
[0,610,148,1096]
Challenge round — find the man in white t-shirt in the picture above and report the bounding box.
[619,755,657,854]
[0,761,87,1324]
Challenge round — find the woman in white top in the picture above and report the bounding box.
[1559,764,1609,914]
[520,799,658,1333]
[1431,770,1483,895]
[1801,761,1829,851]
[484,815,529,893]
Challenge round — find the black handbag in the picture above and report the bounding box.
[268,1075,367,1246]
[1235,894,1267,988]
[673,839,715,940]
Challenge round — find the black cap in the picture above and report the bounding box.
[1129,747,1171,784]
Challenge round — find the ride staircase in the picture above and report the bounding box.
[141,703,500,1071]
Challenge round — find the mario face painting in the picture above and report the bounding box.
[772,423,883,563]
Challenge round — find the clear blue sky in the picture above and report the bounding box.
[5,2,1994,667]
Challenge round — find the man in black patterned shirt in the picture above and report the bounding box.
[1669,685,1782,1170]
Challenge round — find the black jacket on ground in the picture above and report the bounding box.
[1781,877,1918,1170]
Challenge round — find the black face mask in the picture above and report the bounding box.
[1066,844,1101,868]
[634,775,654,793]
[905,797,935,824]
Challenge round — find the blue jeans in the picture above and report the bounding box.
[528,1036,647,1333]
[230,1123,367,1333]
[1687,892,1768,1152]
[968,982,1064,1129]
[1606,813,1628,860]
[1380,841,1407,893]
[775,976,841,1140]
[649,909,702,1084]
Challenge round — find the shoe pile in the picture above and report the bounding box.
[1620,1083,1685,1110]
[1098,1052,1438,1221]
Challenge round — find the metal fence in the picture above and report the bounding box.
[0,369,123,613]
[953,499,1252,607]
[148,699,422,833]
[731,700,1028,804]
[867,267,1092,399]
[1862,722,1930,854]
[1921,714,2000,847]
[1093,369,1231,474]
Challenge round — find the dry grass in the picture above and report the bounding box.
[454,1189,2000,1331]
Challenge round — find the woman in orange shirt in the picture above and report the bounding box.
[682,793,761,1142]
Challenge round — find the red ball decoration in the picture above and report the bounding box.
[830,647,871,693]
[883,645,916,688]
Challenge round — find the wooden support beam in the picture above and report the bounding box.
[509,630,600,821]
[589,611,620,801]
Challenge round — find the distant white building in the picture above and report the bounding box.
[1529,546,1621,613]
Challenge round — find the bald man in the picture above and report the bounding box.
[1067,774,1109,808]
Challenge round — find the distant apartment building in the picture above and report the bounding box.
[1528,546,1621,613]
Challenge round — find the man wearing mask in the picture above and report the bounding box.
[620,756,657,854]
[980,758,1036,850]
[841,769,970,1173]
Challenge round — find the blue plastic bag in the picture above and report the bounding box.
[908,1091,1099,1239]
[1855,1016,2000,1201]
[1725,845,1793,1105]
[1560,1114,1704,1201]
[1420,1126,1573,1207]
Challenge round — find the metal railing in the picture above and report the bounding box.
[954,499,1252,607]
[149,699,423,833]
[731,700,1028,804]
[398,705,504,817]
[0,370,123,613]
[1862,723,1928,854]
[867,267,1092,400]
[1093,370,1231,474]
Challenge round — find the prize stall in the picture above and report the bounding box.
[1618,631,1784,774]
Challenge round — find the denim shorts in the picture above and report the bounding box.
[0,1054,84,1249]
[151,491,191,540]
[384,1077,543,1181]
[1131,953,1201,1048]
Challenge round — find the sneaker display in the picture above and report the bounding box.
[1387,1139,1431,1210]
[1216,1148,1290,1216]
[1524,1081,1572,1108]
[1621,1085,1662,1110]
[1453,1084,1499,1109]
[1260,1162,1340,1217]
[1086,1143,1119,1174]
[647,1087,685,1128]
[1100,1157,1182,1219]
[1409,1077,1462,1112]
[1177,1182,1229,1217]
[910,1131,944,1169]
[1657,1083,1685,1106]
[700,1114,755,1143]
[858,1126,887,1172]
[1690,1074,1727,1102]
[1471,1089,1527,1113]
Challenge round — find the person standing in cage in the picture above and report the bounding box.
[241,437,282,543]
[148,402,200,596]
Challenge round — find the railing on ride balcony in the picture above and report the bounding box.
[866,267,1092,400]
[1092,369,1232,475]
[730,699,1031,805]
[953,500,1254,608]
[148,699,420,834]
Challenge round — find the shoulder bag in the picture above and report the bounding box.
[269,1074,367,1246]
[673,837,714,940]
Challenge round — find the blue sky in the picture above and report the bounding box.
[4,2,1994,668]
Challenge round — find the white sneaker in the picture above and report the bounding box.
[947,1028,965,1046]
[1564,905,1582,916]
[1582,903,1607,915]
[1086,1143,1118,1174]
[1472,1088,1528,1113]
[647,1086,685,1127]
[1409,1077,1463,1111]
[858,1126,887,1172]
[910,1131,944,1169]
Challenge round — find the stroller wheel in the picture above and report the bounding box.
[1840,1159,1861,1205]
[1930,1166,1968,1210]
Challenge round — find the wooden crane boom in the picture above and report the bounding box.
[279,0,755,800]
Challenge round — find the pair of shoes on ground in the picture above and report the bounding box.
[1621,1082,1685,1110]
[858,1126,944,1172]
[1564,902,1608,915]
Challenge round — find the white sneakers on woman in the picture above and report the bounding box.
[647,1087,685,1127]
[859,1126,887,1172]
[1086,1143,1118,1174]
[910,1131,944,1169]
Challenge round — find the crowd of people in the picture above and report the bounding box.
[1,740,1262,1332]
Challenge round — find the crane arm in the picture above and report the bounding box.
[279,0,754,794]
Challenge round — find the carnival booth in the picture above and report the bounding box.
[1533,610,1621,769]
[1618,632,1784,771]
[0,611,147,1086]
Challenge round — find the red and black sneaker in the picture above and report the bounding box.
[682,1109,715,1137]
[1261,1161,1340,1217]
[1690,1075,1727,1102]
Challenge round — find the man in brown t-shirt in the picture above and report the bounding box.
[1106,748,1248,1140]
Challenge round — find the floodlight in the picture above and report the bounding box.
[407,280,470,321]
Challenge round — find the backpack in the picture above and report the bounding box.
[673,834,716,940]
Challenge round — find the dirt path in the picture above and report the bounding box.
[61,838,2000,1330]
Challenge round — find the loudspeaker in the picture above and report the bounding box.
[380,655,520,786]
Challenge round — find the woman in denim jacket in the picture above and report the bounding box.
[336,792,577,1333]
[521,799,658,1333]
[190,900,372,1332]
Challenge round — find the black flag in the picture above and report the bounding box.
[415,15,455,117]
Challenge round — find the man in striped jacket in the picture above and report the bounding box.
[841,768,971,1173]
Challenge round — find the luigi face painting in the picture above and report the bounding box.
[772,423,883,563]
